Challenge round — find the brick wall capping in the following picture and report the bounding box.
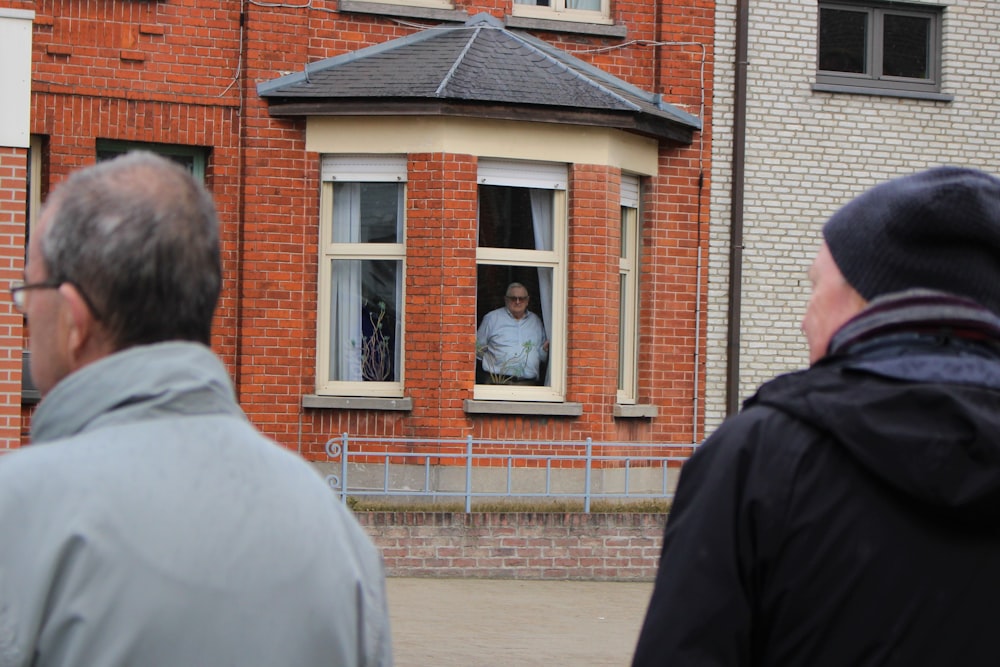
[613,403,658,418]
[463,399,583,417]
[302,394,413,411]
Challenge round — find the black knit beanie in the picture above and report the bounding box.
[822,166,1000,314]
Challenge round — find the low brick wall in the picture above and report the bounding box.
[355,511,667,581]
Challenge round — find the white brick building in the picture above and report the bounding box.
[707,0,1000,431]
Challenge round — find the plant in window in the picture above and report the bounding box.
[355,300,393,382]
[477,337,537,384]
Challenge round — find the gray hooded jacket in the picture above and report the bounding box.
[0,342,391,666]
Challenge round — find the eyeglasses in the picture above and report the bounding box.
[10,280,103,321]
[10,280,63,314]
[505,295,529,303]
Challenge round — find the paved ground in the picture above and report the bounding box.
[386,577,654,667]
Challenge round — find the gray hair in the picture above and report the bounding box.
[39,151,221,349]
[505,282,528,297]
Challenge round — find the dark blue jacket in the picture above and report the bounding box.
[634,291,1000,666]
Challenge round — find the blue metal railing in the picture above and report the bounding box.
[324,434,696,513]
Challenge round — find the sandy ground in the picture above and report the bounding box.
[386,577,654,667]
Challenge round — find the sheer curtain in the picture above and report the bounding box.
[567,0,601,8]
[332,184,362,381]
[530,190,553,385]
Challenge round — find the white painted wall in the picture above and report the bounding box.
[0,8,35,148]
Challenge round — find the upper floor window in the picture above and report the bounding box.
[817,1,943,96]
[512,0,611,24]
[317,156,406,397]
[475,160,566,402]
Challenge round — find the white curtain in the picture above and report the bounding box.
[530,190,553,385]
[332,184,362,381]
[567,0,601,8]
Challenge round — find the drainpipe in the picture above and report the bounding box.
[725,0,750,416]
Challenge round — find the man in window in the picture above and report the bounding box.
[476,282,549,385]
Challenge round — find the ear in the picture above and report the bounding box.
[57,282,101,366]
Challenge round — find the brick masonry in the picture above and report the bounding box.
[707,0,1000,431]
[356,511,667,582]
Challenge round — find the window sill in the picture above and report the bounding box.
[504,15,627,38]
[302,394,413,411]
[812,83,953,102]
[463,399,583,417]
[613,403,658,419]
[338,0,469,22]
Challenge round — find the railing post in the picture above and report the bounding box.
[584,437,593,513]
[341,432,349,503]
[465,435,474,513]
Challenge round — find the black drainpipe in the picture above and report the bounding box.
[725,0,750,416]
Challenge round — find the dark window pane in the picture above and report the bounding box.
[479,185,541,250]
[883,14,930,79]
[332,182,402,244]
[819,8,867,73]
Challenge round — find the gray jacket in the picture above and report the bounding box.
[0,342,391,666]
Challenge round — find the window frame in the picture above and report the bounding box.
[317,155,407,398]
[816,1,943,97]
[96,140,208,181]
[475,159,567,403]
[617,175,640,405]
[511,0,612,25]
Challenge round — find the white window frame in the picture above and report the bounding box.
[617,174,640,404]
[475,159,567,403]
[511,0,612,25]
[317,155,406,397]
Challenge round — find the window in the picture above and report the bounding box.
[817,1,943,96]
[318,156,405,397]
[96,140,207,181]
[617,175,640,404]
[475,160,566,402]
[512,0,610,24]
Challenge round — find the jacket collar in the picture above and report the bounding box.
[31,342,245,444]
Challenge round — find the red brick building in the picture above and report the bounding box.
[0,0,713,458]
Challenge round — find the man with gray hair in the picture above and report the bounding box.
[634,166,1000,666]
[1,152,392,666]
[476,281,549,385]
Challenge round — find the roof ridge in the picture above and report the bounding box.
[500,27,642,113]
[436,25,481,97]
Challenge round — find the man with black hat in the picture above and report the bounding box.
[633,166,1000,666]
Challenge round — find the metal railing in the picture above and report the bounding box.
[324,434,696,513]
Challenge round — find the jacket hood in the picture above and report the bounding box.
[748,291,1000,525]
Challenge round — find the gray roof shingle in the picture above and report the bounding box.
[258,13,700,143]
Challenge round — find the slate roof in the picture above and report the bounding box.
[257,13,701,144]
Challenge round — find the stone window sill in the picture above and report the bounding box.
[613,403,658,419]
[302,394,413,411]
[463,399,583,417]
